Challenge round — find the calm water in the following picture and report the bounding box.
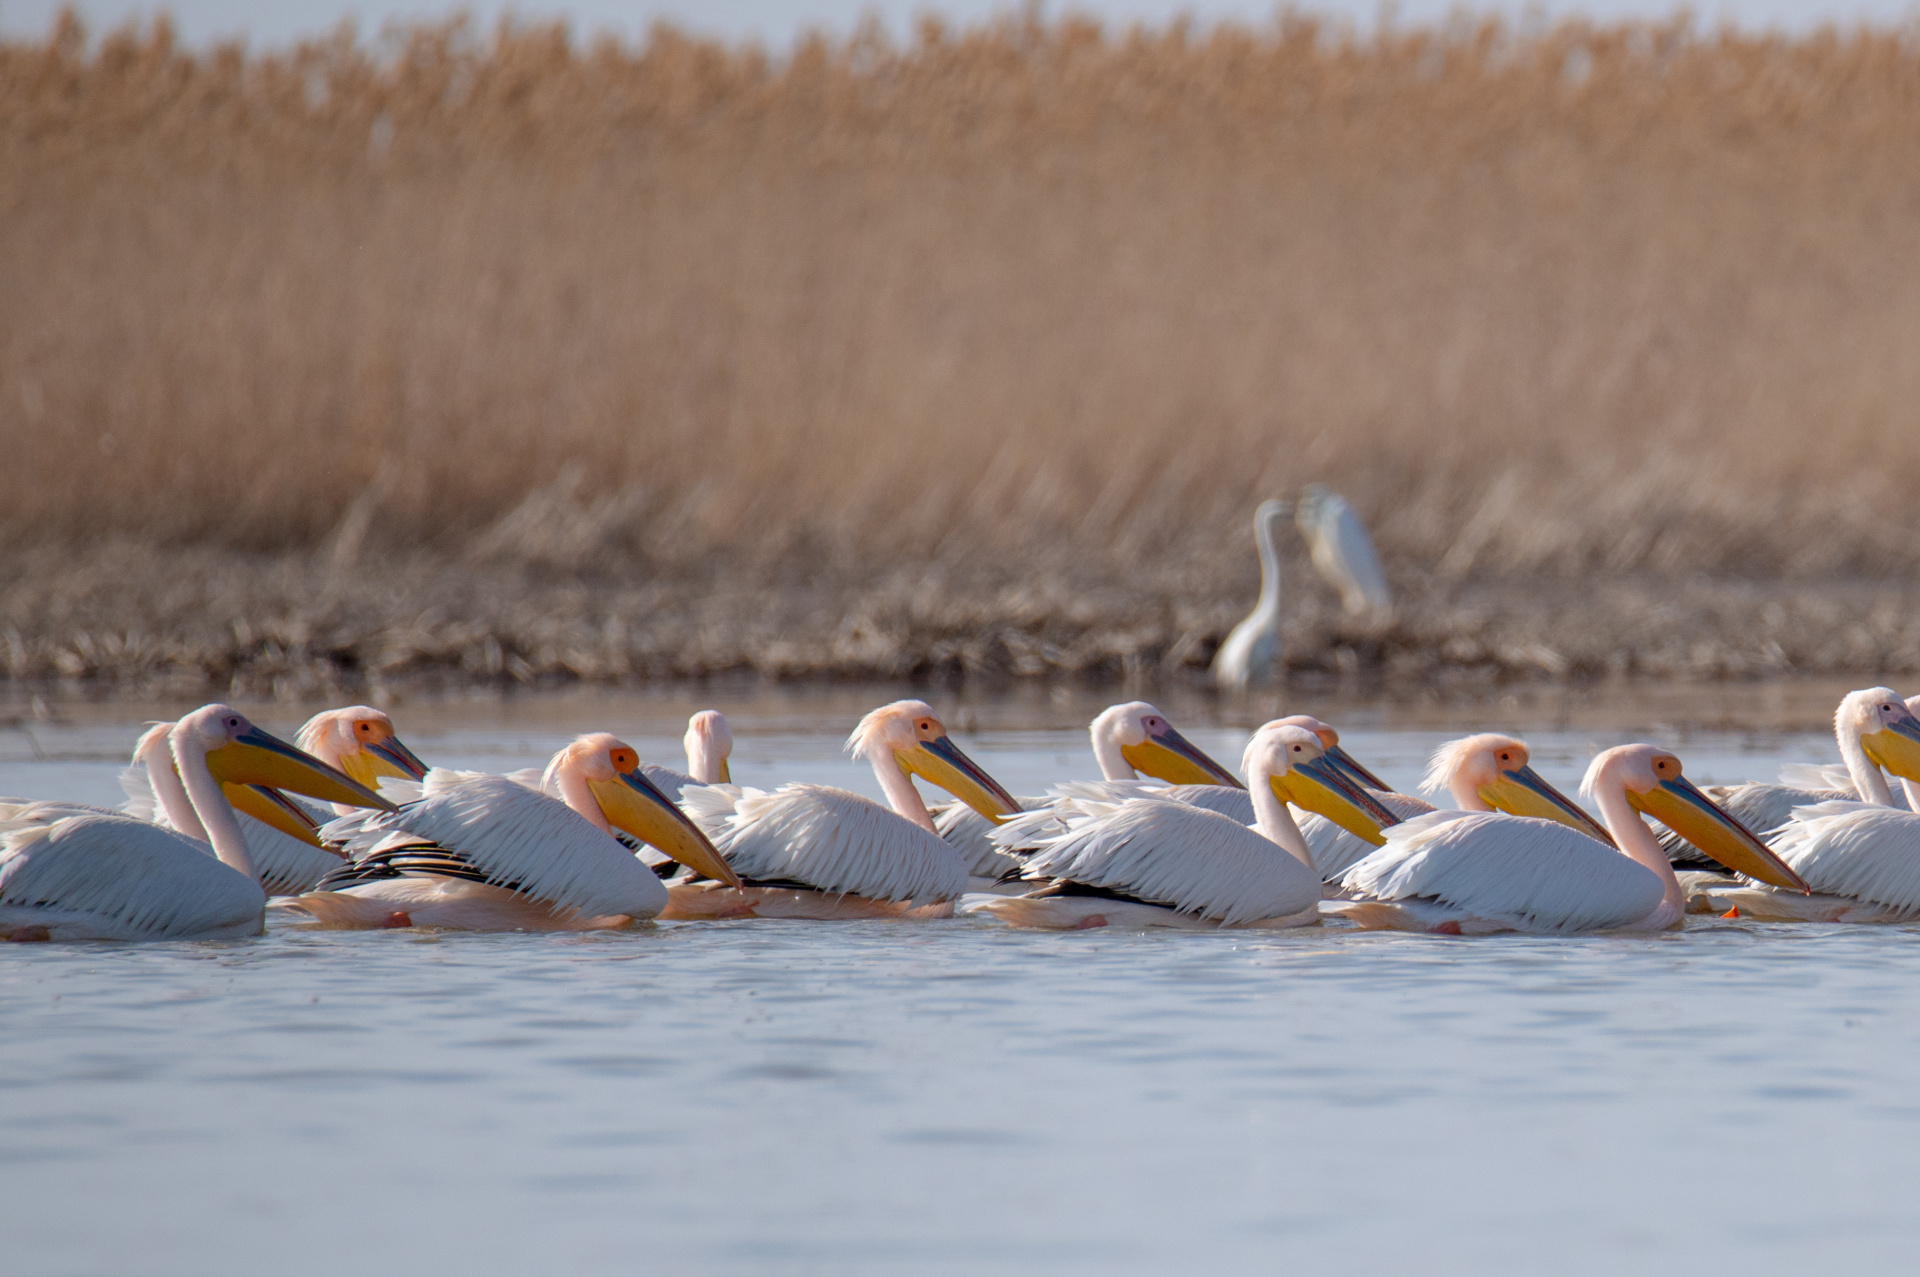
[4,689,1918,1273]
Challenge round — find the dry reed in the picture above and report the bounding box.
[5,10,1920,689]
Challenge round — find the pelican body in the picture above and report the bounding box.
[1692,690,1920,923]
[963,724,1403,930]
[1659,688,1920,872]
[666,701,1019,921]
[287,734,736,931]
[937,701,1240,886]
[0,705,392,942]
[1329,744,1806,935]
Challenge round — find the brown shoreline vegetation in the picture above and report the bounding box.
[6,10,1920,694]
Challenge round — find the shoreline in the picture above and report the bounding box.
[4,547,1918,729]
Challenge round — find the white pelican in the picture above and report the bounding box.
[1001,714,1413,884]
[1688,691,1920,923]
[1294,484,1391,617]
[1657,687,1920,870]
[1292,731,1615,886]
[666,700,1019,921]
[935,701,1242,883]
[0,705,393,942]
[286,733,739,931]
[115,721,352,897]
[1328,744,1807,935]
[294,706,432,812]
[961,724,1401,930]
[639,709,734,801]
[1212,499,1289,690]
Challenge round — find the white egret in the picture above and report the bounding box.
[667,700,1019,921]
[1327,744,1806,934]
[961,724,1400,930]
[1294,485,1392,617]
[286,733,737,931]
[1212,500,1290,689]
[0,705,393,942]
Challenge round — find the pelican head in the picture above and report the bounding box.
[1839,688,1920,781]
[1092,702,1242,788]
[296,706,430,788]
[544,733,741,887]
[1245,724,1403,846]
[178,705,396,811]
[1264,713,1393,793]
[1423,734,1614,845]
[684,710,733,785]
[1582,744,1808,892]
[849,701,1020,821]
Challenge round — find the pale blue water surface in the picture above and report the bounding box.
[3,685,1917,1274]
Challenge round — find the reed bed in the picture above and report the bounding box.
[6,10,1920,689]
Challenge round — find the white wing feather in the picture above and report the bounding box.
[1770,802,1920,909]
[319,773,666,918]
[0,811,265,938]
[640,763,698,804]
[1008,779,1422,881]
[1339,811,1664,932]
[1018,798,1319,925]
[683,783,967,903]
[934,797,1044,877]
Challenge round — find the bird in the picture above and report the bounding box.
[959,724,1403,930]
[1684,690,1920,923]
[293,706,432,813]
[934,701,1241,884]
[0,704,394,942]
[998,714,1408,884]
[636,709,734,801]
[284,733,739,931]
[1326,743,1807,935]
[1656,687,1920,872]
[116,720,352,897]
[665,700,1020,921]
[1211,499,1291,690]
[1306,730,1612,885]
[1294,484,1392,617]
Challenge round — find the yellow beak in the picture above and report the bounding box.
[224,784,323,848]
[1273,754,1404,847]
[1119,725,1244,789]
[205,725,397,811]
[896,736,1022,822]
[1630,775,1809,892]
[1478,764,1616,847]
[362,734,430,784]
[588,768,742,889]
[1862,715,1920,784]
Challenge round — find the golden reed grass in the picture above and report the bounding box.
[6,9,1920,691]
